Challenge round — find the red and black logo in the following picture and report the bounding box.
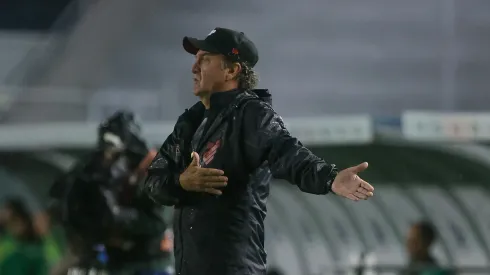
[202,140,221,165]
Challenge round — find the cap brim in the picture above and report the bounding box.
[183,36,220,55]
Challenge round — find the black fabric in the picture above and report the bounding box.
[49,151,167,267]
[192,116,208,153]
[183,27,259,67]
[143,89,337,275]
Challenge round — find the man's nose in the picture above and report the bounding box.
[192,61,200,74]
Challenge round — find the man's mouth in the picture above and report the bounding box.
[193,78,200,89]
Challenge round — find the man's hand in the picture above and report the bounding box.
[331,162,374,201]
[179,152,228,195]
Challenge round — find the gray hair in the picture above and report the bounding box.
[222,59,259,91]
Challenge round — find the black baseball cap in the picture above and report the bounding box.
[183,27,259,67]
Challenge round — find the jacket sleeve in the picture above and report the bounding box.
[242,100,338,195]
[142,130,186,206]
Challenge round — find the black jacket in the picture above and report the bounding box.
[144,89,338,275]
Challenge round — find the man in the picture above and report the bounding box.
[402,221,452,275]
[143,27,374,275]
[0,198,47,275]
[49,111,170,275]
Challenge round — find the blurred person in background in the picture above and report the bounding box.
[49,110,171,275]
[0,197,48,275]
[402,221,452,275]
[144,27,374,275]
[34,207,67,270]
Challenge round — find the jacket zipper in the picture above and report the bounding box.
[174,102,244,273]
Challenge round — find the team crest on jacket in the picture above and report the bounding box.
[202,139,221,165]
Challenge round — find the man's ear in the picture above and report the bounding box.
[225,62,242,80]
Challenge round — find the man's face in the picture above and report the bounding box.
[0,207,12,225]
[192,50,227,96]
[406,225,424,257]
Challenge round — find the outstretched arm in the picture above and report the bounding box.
[241,100,374,200]
[241,100,337,195]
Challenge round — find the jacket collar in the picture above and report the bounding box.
[209,89,241,113]
[250,89,272,105]
[183,88,272,123]
[210,88,272,110]
[180,89,272,152]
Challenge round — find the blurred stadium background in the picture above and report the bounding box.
[1,0,490,274]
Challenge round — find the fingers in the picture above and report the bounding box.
[360,179,374,192]
[190,152,200,167]
[199,168,225,176]
[337,168,374,201]
[357,188,374,197]
[347,187,374,201]
[203,188,223,196]
[349,162,368,174]
[357,180,374,194]
[346,194,360,201]
[354,191,368,200]
[203,176,228,182]
[190,165,227,195]
[357,187,374,196]
[354,179,374,200]
[203,181,228,188]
